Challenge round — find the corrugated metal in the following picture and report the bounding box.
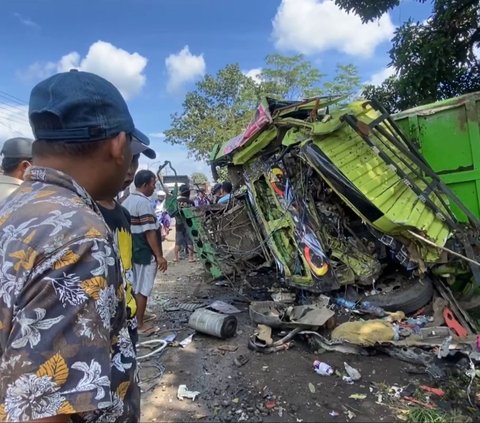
[312,102,451,256]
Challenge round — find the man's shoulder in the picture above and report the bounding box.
[0,174,22,186]
[0,181,109,252]
[118,202,131,219]
[123,193,153,212]
[0,175,22,204]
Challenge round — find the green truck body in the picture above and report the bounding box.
[394,92,480,222]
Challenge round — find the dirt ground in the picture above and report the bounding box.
[137,232,476,423]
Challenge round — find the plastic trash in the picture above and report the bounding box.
[359,301,385,317]
[334,297,356,309]
[163,333,177,344]
[179,333,194,348]
[177,384,200,401]
[334,297,385,317]
[344,362,361,380]
[313,360,334,376]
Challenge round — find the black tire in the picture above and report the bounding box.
[360,274,433,314]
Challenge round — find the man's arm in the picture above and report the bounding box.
[145,229,167,272]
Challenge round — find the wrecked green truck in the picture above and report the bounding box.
[188,93,480,327]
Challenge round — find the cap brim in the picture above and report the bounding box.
[131,128,156,159]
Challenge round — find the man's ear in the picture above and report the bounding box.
[20,160,31,171]
[108,132,130,165]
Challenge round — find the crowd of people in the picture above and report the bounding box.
[0,69,235,422]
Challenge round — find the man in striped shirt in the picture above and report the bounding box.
[122,169,167,334]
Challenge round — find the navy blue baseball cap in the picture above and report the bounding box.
[28,69,152,155]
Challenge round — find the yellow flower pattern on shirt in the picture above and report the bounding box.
[0,167,139,422]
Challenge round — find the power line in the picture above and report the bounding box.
[0,90,27,106]
[0,98,27,115]
[0,110,29,126]
[0,89,29,130]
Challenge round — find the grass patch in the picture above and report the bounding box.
[406,407,471,423]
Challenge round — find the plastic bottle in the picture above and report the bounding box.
[334,297,356,310]
[359,301,385,317]
[313,360,334,376]
[334,297,385,317]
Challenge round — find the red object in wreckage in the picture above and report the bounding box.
[419,385,445,397]
[402,396,436,409]
[443,307,468,337]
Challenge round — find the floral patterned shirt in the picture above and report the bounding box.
[0,167,139,422]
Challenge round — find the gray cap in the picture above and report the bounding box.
[131,140,156,159]
[1,137,33,159]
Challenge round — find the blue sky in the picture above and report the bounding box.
[0,0,432,178]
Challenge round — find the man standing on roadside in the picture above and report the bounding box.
[97,146,156,354]
[174,184,195,263]
[123,169,167,334]
[210,182,223,204]
[0,137,33,202]
[0,70,145,422]
[193,187,210,207]
[218,181,233,204]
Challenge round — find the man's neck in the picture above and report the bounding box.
[4,171,22,180]
[97,198,116,210]
[136,188,148,197]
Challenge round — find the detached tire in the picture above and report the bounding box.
[361,274,433,315]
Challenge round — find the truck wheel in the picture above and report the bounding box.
[361,274,433,315]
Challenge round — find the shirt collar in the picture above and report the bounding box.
[132,190,148,199]
[25,166,99,212]
[0,174,23,185]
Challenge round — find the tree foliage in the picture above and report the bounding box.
[165,54,361,160]
[350,0,480,110]
[362,76,402,113]
[260,53,325,99]
[164,64,257,161]
[324,64,361,105]
[191,172,208,185]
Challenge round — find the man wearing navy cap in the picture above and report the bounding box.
[0,70,145,422]
[0,136,33,202]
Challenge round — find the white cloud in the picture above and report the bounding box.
[272,0,395,57]
[366,66,396,86]
[56,52,81,73]
[474,45,480,60]
[148,132,165,139]
[243,68,263,84]
[0,104,32,141]
[13,13,40,30]
[22,41,147,99]
[138,146,211,178]
[165,46,206,93]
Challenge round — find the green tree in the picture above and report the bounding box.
[361,76,402,113]
[323,64,361,104]
[345,0,480,110]
[165,55,361,160]
[164,64,258,161]
[260,53,325,99]
[191,172,208,185]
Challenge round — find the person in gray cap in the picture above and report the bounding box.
[0,70,146,422]
[0,136,33,202]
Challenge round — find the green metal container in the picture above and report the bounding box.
[394,92,480,222]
